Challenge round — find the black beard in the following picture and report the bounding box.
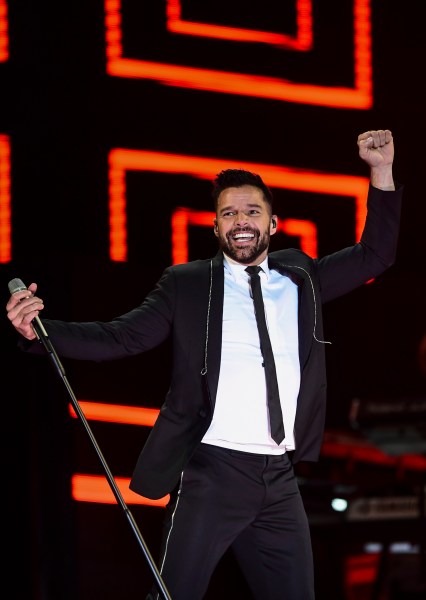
[217,228,270,265]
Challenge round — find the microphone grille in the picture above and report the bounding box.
[8,278,27,294]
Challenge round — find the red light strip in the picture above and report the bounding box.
[280,218,317,257]
[321,439,426,472]
[69,403,426,506]
[171,208,214,265]
[345,554,378,586]
[0,0,9,62]
[171,208,317,264]
[108,148,368,263]
[72,473,168,506]
[69,400,159,426]
[104,0,372,109]
[69,401,167,505]
[166,0,313,50]
[0,134,11,263]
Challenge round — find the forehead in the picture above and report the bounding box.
[217,185,268,212]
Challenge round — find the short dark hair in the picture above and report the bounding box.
[211,169,273,213]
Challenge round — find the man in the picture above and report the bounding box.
[7,130,402,599]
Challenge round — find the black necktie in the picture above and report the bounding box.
[245,266,285,445]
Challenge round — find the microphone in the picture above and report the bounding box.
[8,277,66,377]
[8,277,49,340]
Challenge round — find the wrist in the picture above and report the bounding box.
[370,165,395,190]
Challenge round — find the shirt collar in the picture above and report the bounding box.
[223,254,270,282]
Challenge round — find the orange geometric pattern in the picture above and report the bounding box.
[105,0,373,109]
[69,403,426,505]
[0,134,11,263]
[0,0,8,62]
[108,148,369,263]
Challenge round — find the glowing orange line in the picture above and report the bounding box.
[0,134,11,263]
[0,0,9,62]
[171,209,318,263]
[167,21,306,48]
[171,208,189,265]
[69,403,164,505]
[166,0,313,50]
[108,152,127,262]
[353,0,372,92]
[281,219,317,257]
[71,402,426,475]
[69,402,426,505]
[108,148,368,263]
[109,59,372,109]
[104,0,372,109]
[72,474,169,506]
[69,400,159,426]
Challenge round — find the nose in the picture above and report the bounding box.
[234,211,248,226]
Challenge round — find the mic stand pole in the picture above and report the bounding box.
[33,322,172,600]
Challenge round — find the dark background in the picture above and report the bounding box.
[1,2,426,599]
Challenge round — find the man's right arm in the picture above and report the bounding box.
[6,268,176,361]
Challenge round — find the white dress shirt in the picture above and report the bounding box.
[201,255,300,454]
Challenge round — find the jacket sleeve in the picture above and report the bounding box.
[20,267,177,362]
[316,183,403,303]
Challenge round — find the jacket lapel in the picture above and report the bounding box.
[268,255,315,371]
[204,252,225,407]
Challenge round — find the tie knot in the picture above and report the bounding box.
[245,265,262,277]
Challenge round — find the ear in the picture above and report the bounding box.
[213,219,219,236]
[270,215,278,234]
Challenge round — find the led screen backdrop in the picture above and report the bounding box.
[1,2,426,599]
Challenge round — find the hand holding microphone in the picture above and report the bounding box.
[6,278,46,341]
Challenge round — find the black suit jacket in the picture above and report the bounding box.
[28,185,403,499]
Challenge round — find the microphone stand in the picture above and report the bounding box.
[33,320,172,600]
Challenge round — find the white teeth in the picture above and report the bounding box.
[234,233,253,239]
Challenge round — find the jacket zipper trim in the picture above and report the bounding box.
[280,263,331,345]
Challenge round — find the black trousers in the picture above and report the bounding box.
[148,443,315,600]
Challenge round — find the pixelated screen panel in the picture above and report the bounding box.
[69,401,167,506]
[105,0,373,108]
[166,0,313,49]
[108,148,369,263]
[0,0,8,62]
[1,5,11,263]
[72,473,168,507]
[70,401,426,505]
[0,135,11,263]
[171,208,317,264]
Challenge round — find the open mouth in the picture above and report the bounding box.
[232,231,255,243]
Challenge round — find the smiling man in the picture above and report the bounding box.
[7,130,403,599]
[213,175,275,265]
